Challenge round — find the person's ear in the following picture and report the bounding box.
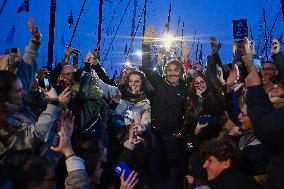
[224,159,231,169]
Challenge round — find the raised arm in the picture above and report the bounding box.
[17,18,41,95]
[141,26,161,87]
[246,65,284,148]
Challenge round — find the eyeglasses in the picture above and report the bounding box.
[194,80,205,86]
[62,72,72,77]
[262,67,276,71]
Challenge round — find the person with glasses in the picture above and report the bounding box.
[227,104,270,186]
[184,73,228,187]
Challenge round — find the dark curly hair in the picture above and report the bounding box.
[200,139,240,165]
[2,150,54,189]
[164,59,186,78]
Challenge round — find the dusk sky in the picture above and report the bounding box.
[0,0,283,74]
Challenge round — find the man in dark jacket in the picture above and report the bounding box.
[246,65,284,189]
[141,26,187,189]
[201,139,262,189]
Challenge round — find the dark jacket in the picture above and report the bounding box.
[184,91,227,148]
[141,43,186,134]
[119,127,163,189]
[246,85,284,189]
[207,167,263,189]
[272,52,284,80]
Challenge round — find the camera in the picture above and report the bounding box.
[37,73,51,91]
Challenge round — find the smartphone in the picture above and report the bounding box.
[114,161,132,181]
[8,54,15,65]
[38,74,51,91]
[45,131,59,147]
[198,115,217,125]
[10,48,19,54]
[252,57,261,68]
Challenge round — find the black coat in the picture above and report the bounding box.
[247,85,284,189]
[141,43,186,134]
[119,127,164,189]
[207,167,263,189]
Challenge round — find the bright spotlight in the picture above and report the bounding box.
[135,50,142,58]
[125,61,132,67]
[162,33,175,49]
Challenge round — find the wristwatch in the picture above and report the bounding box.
[49,99,60,107]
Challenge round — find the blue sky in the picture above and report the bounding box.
[0,0,283,74]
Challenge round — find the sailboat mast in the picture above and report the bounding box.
[47,0,56,70]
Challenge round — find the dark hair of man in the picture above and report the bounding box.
[200,139,239,165]
[262,61,275,66]
[164,59,186,78]
[2,150,53,189]
[0,70,18,102]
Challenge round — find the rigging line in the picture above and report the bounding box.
[68,0,87,47]
[102,0,132,64]
[0,0,8,15]
[124,6,145,62]
[267,7,282,41]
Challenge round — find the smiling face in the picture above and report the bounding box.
[203,155,231,181]
[128,73,142,94]
[61,65,75,84]
[194,76,207,94]
[165,63,181,86]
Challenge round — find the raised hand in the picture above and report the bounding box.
[181,43,192,62]
[194,122,208,135]
[0,54,10,70]
[59,87,71,106]
[272,38,280,55]
[226,64,240,88]
[245,65,261,87]
[59,109,75,138]
[143,26,155,43]
[84,51,94,63]
[120,170,139,189]
[64,47,74,63]
[51,110,75,157]
[216,65,225,85]
[28,18,41,42]
[45,87,59,99]
[210,36,222,55]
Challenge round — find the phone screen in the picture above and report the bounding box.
[43,78,50,90]
[252,58,261,68]
[114,162,132,181]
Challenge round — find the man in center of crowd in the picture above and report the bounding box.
[141,26,187,189]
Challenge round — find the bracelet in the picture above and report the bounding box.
[65,153,76,160]
[49,99,60,107]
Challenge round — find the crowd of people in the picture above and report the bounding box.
[0,18,284,189]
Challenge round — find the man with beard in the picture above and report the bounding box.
[141,26,187,189]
